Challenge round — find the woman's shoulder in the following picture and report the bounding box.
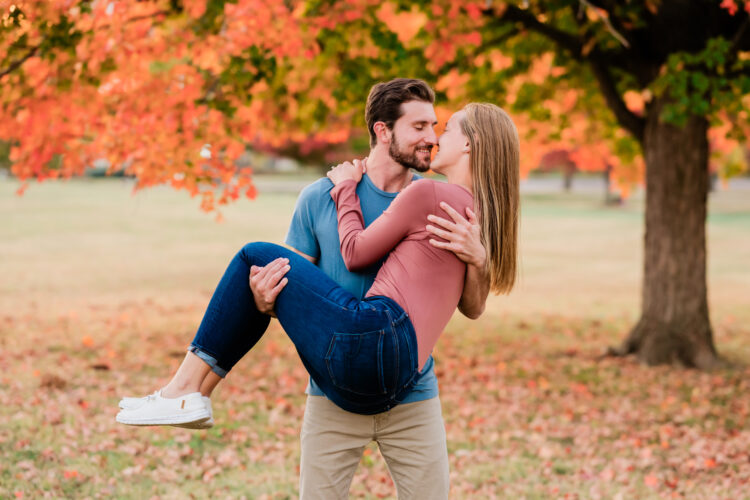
[428,179,473,201]
[396,179,471,215]
[403,178,472,200]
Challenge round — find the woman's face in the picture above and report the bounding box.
[431,110,469,173]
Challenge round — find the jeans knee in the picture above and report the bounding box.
[239,241,269,263]
[238,242,288,269]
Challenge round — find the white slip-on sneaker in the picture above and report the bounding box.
[118,390,159,410]
[173,397,214,429]
[115,391,210,426]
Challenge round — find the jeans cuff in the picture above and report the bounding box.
[188,345,228,378]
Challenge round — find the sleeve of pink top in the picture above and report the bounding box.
[329,179,433,271]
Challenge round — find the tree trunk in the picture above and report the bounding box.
[613,98,718,369]
[563,167,573,191]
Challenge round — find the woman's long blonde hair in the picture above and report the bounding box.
[460,103,520,294]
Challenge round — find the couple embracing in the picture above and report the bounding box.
[116,78,520,499]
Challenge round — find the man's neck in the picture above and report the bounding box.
[365,146,414,193]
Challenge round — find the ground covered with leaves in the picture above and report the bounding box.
[2,179,749,499]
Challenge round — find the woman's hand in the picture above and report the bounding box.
[327,158,366,186]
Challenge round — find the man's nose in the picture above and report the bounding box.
[425,128,438,145]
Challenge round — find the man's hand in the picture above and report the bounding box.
[326,158,366,186]
[426,202,486,269]
[426,202,490,319]
[249,257,290,317]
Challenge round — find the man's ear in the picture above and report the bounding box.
[373,122,391,145]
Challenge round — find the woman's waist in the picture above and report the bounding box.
[362,294,409,326]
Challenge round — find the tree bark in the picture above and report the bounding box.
[612,97,718,369]
[563,169,573,191]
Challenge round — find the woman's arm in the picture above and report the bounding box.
[426,203,490,319]
[329,177,432,271]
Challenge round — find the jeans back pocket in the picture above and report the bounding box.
[325,329,387,396]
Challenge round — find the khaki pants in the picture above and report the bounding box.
[299,395,449,500]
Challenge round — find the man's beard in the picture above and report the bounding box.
[389,134,431,172]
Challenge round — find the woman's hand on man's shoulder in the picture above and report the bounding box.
[327,158,366,186]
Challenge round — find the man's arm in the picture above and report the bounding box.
[251,181,322,316]
[425,202,490,319]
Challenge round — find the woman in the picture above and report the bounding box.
[116,103,519,426]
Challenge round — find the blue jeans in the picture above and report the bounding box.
[190,242,421,415]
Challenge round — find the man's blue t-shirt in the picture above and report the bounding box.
[285,173,439,403]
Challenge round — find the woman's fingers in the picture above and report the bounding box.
[352,159,365,181]
[328,160,364,185]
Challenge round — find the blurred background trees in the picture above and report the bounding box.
[2,0,750,368]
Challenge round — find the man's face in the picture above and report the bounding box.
[387,100,438,172]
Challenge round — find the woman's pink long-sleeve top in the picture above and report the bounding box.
[329,178,474,371]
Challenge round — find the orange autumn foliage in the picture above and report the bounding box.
[3,0,749,209]
[0,0,348,210]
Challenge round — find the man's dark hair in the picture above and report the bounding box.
[365,78,435,147]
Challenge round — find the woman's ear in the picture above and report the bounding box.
[373,122,391,145]
[462,140,471,153]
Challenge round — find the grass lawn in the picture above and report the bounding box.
[1,177,749,499]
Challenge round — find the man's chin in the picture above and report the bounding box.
[402,157,432,172]
[389,151,431,172]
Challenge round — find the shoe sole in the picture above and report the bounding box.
[172,419,214,429]
[117,403,214,428]
[116,408,211,426]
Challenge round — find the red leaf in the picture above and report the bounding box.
[721,0,739,15]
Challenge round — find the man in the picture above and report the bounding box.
[249,78,490,499]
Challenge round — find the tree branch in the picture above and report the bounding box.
[589,60,645,142]
[0,44,40,80]
[578,0,630,48]
[0,9,173,80]
[440,27,520,73]
[479,27,521,54]
[498,4,584,56]
[92,9,172,32]
[579,0,617,10]
[729,17,750,54]
[725,63,750,79]
[494,4,632,72]
[489,3,646,142]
